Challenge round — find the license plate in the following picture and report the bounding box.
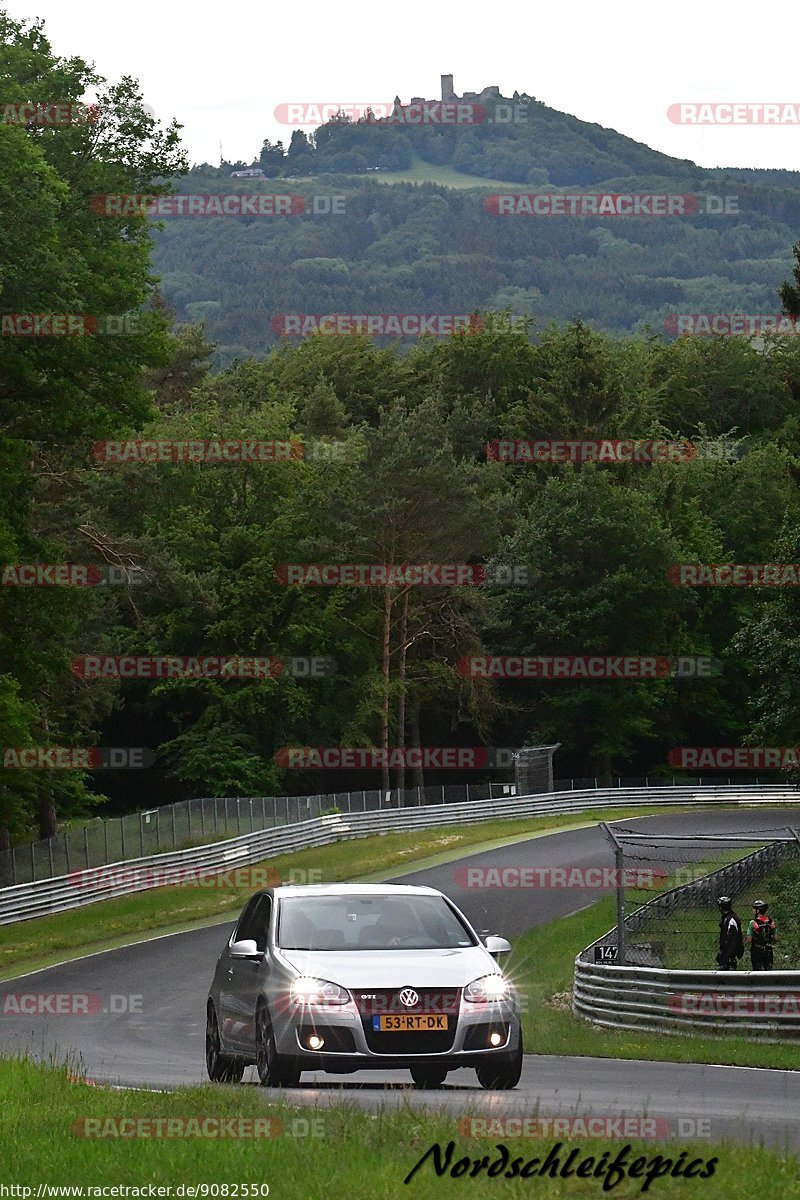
[372,1014,448,1032]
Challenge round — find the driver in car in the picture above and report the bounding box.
[371,906,417,947]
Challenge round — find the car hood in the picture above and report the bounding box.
[277,946,500,987]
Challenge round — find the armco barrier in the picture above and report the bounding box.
[573,962,800,1039]
[574,837,800,1038]
[0,774,778,889]
[0,783,798,926]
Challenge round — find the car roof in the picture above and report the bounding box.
[263,883,444,899]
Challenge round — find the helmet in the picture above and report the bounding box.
[717,895,732,910]
[753,900,768,912]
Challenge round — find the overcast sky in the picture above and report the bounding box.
[11,0,800,171]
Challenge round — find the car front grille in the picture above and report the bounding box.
[352,987,460,1055]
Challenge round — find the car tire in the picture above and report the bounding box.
[205,1003,245,1083]
[475,1027,523,1090]
[410,1065,448,1089]
[255,1003,301,1087]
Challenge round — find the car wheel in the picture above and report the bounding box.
[255,1004,301,1087]
[205,1003,244,1083]
[475,1028,523,1090]
[410,1065,448,1089]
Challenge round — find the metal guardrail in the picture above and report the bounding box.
[0,783,514,889]
[573,962,800,1039]
[0,782,798,926]
[574,837,800,1038]
[1,773,779,889]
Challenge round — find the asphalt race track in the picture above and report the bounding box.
[2,808,800,1150]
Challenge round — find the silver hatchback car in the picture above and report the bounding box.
[206,883,522,1089]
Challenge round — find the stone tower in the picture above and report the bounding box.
[441,74,455,102]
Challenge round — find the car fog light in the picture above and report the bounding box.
[489,1031,503,1046]
[307,1034,324,1050]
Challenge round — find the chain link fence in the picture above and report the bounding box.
[0,773,783,890]
[0,781,520,888]
[590,827,800,969]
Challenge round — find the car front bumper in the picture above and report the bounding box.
[271,996,520,1068]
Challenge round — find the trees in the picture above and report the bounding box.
[287,130,313,162]
[330,397,505,792]
[485,468,692,775]
[779,242,800,318]
[0,12,185,837]
[258,139,286,176]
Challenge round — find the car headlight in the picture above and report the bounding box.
[289,977,350,1006]
[464,974,510,1003]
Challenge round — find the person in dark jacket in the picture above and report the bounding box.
[747,900,777,970]
[716,895,744,969]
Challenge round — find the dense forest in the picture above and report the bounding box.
[4,12,800,850]
[155,173,800,362]
[150,91,800,360]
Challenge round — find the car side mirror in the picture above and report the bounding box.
[230,939,261,959]
[484,935,511,958]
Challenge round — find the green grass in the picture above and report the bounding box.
[0,806,682,979]
[179,159,515,190]
[0,1057,795,1195]
[510,896,800,1070]
[365,155,517,189]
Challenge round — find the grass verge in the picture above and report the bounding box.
[511,895,800,1070]
[1,1057,796,1196]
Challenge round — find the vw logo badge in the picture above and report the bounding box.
[399,988,419,1008]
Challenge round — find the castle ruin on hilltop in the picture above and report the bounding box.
[440,75,503,104]
[390,76,521,112]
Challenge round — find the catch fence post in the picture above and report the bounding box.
[599,821,626,966]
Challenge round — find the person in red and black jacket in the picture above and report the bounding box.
[747,900,777,970]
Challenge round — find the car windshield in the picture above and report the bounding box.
[277,894,477,951]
